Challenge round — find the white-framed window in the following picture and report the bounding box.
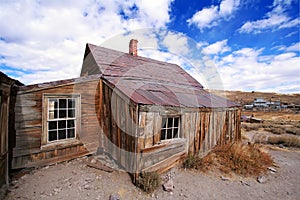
[160,116,180,140]
[43,94,80,144]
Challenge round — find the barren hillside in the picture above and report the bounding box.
[208,90,300,105]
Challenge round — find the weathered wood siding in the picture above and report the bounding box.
[182,108,241,156]
[80,50,100,77]
[0,81,11,192]
[100,80,138,174]
[136,106,241,173]
[12,79,101,169]
[137,111,186,174]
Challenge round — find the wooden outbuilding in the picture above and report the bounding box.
[0,72,22,198]
[12,39,241,181]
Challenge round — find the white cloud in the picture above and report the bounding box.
[214,47,300,93]
[219,0,240,17]
[239,0,299,34]
[203,39,231,55]
[187,6,219,30]
[0,0,173,84]
[187,0,240,30]
[286,42,300,52]
[162,32,189,55]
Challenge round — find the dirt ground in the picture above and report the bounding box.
[4,146,300,200]
[4,111,300,200]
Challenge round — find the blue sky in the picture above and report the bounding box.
[0,0,299,93]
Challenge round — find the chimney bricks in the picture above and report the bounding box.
[129,39,138,56]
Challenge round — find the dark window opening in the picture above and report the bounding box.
[47,97,77,142]
[160,116,180,140]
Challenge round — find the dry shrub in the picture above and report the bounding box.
[286,127,300,135]
[135,172,161,193]
[213,143,273,176]
[268,135,300,148]
[183,143,273,176]
[264,127,286,135]
[242,123,261,131]
[183,154,214,172]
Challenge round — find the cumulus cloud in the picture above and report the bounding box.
[203,39,231,55]
[286,42,300,52]
[162,31,189,55]
[215,47,300,93]
[239,0,299,33]
[187,0,240,30]
[0,0,173,84]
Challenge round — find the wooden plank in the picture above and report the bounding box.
[87,163,113,173]
[194,112,200,154]
[144,112,154,148]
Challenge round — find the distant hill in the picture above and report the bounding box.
[207,90,300,105]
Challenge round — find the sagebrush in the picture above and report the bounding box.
[135,172,161,193]
[183,142,273,176]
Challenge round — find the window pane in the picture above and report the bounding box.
[59,110,67,118]
[59,99,67,108]
[161,129,166,140]
[49,111,55,119]
[54,109,58,118]
[161,118,167,129]
[68,99,75,108]
[174,117,179,127]
[68,109,75,118]
[49,99,58,110]
[48,130,57,141]
[67,120,75,128]
[58,120,66,129]
[67,128,75,138]
[167,118,173,128]
[173,128,179,138]
[167,129,172,139]
[58,129,66,139]
[48,121,57,130]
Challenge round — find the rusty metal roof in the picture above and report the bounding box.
[86,43,239,108]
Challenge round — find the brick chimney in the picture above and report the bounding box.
[129,39,138,56]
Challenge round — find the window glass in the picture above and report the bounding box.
[47,97,77,143]
[160,116,180,140]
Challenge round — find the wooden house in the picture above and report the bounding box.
[12,39,241,180]
[0,72,22,198]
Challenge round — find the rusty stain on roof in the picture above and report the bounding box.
[86,43,239,108]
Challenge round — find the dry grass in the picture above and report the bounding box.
[264,127,286,135]
[135,172,161,193]
[184,143,273,177]
[242,121,300,136]
[268,135,300,148]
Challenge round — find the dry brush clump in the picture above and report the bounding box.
[135,171,162,193]
[268,135,300,148]
[183,142,273,177]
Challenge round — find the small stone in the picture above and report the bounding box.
[267,167,277,173]
[240,180,250,186]
[109,193,121,200]
[91,158,97,164]
[220,176,230,181]
[170,192,173,195]
[84,184,91,190]
[257,176,266,183]
[163,179,174,192]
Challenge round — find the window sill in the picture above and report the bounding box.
[141,138,186,153]
[41,139,82,151]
